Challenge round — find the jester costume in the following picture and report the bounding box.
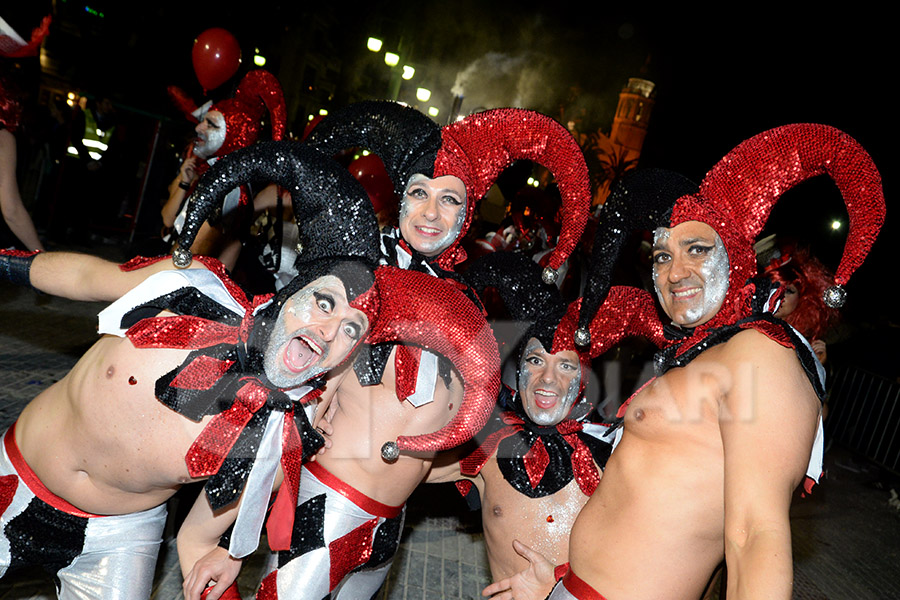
[458,386,612,502]
[540,124,885,595]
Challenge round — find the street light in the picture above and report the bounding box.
[416,87,431,102]
[384,52,400,67]
[253,48,266,67]
[831,219,843,231]
[428,106,439,117]
[367,37,383,52]
[402,65,415,80]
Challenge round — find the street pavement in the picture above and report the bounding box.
[1,244,898,599]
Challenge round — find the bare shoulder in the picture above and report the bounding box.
[725,327,793,354]
[719,328,819,421]
[719,328,807,373]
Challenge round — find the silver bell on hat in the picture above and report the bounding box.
[823,284,847,308]
[381,441,399,462]
[172,246,193,269]
[542,266,558,285]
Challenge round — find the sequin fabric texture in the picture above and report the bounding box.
[362,267,501,453]
[433,108,592,272]
[208,69,287,158]
[670,123,885,331]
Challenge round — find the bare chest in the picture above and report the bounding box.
[57,336,206,479]
[480,459,588,570]
[624,353,729,446]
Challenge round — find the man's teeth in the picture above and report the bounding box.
[535,390,557,397]
[299,336,322,354]
[674,287,700,297]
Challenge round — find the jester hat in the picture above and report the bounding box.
[303,102,591,278]
[173,140,500,455]
[431,108,592,279]
[206,69,287,158]
[573,123,885,349]
[303,100,443,201]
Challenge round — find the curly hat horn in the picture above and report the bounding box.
[432,108,592,278]
[573,168,698,347]
[463,251,567,353]
[353,267,501,458]
[302,100,443,201]
[673,123,885,312]
[173,141,380,268]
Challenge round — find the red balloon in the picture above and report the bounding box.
[192,28,241,93]
[349,154,396,214]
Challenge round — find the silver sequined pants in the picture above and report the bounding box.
[0,424,167,599]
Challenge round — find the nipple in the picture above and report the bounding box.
[634,409,645,421]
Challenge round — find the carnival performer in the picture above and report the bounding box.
[295,101,591,420]
[173,102,592,600]
[0,143,492,600]
[155,138,500,600]
[428,251,619,581]
[483,124,885,600]
[162,69,287,270]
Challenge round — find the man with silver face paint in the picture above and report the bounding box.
[0,252,370,599]
[430,334,611,582]
[379,172,467,275]
[486,125,886,600]
[430,252,613,584]
[650,222,730,329]
[162,70,287,269]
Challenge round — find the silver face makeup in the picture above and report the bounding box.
[398,174,467,257]
[690,234,729,324]
[193,110,226,159]
[262,276,367,389]
[652,222,730,328]
[518,338,582,427]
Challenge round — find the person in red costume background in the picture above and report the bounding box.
[765,244,839,366]
[0,13,49,251]
[0,76,43,251]
[484,124,885,600]
[162,69,287,271]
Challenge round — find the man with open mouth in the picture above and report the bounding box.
[425,251,614,586]
[0,143,392,598]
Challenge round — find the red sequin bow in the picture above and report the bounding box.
[124,285,307,552]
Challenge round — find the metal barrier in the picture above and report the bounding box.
[826,365,900,474]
